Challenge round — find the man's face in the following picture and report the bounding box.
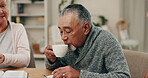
[58,13,88,48]
[0,0,8,25]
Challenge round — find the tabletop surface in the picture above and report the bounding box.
[0,68,52,78]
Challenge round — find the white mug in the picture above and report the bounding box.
[52,44,68,57]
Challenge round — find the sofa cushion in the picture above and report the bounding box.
[124,50,148,78]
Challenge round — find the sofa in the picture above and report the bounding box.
[124,50,148,78]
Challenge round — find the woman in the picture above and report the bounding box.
[0,0,30,68]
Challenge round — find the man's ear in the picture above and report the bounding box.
[83,23,90,35]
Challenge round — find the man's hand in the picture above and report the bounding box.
[44,45,57,63]
[52,66,80,78]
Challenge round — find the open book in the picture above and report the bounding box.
[0,70,28,78]
[43,75,53,78]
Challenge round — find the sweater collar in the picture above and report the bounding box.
[75,25,102,64]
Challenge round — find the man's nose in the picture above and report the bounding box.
[61,33,68,40]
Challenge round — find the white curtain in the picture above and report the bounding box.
[120,0,146,51]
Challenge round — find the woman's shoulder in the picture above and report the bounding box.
[9,22,25,30]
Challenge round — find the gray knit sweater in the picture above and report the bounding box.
[46,25,131,78]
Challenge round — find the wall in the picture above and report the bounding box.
[50,0,121,38]
[145,0,148,52]
[121,0,146,51]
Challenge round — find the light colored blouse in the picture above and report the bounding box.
[0,22,30,68]
[0,25,13,54]
[0,25,13,68]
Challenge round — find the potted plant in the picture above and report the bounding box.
[93,15,110,31]
[93,15,108,27]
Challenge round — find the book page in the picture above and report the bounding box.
[2,71,28,78]
[0,71,4,77]
[46,75,53,78]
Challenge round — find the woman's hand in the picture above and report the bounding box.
[0,54,4,64]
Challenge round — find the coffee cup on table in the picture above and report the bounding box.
[52,44,68,57]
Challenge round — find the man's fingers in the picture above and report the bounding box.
[44,45,52,53]
[52,66,67,75]
[52,67,67,78]
[46,45,52,50]
[53,71,63,78]
[44,45,57,62]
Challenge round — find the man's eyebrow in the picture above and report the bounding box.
[58,26,72,29]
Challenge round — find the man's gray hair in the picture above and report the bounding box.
[60,4,91,26]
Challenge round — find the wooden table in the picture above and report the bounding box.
[0,68,52,78]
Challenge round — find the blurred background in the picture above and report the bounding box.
[8,0,148,68]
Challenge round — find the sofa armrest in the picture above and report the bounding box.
[124,50,148,78]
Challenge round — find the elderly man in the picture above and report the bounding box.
[44,4,131,78]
